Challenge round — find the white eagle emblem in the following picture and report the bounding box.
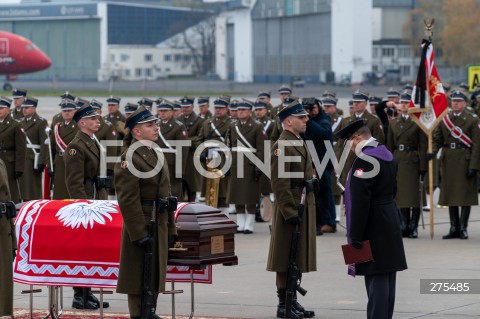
[56,201,118,229]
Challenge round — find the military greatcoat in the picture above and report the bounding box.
[64,131,108,200]
[0,159,16,316]
[387,115,427,208]
[115,139,177,294]
[157,117,188,199]
[178,112,204,194]
[433,111,480,206]
[0,113,26,202]
[256,115,275,194]
[267,130,316,273]
[19,113,49,200]
[50,120,78,199]
[227,117,266,205]
[95,117,117,173]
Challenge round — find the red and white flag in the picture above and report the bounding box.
[409,39,448,132]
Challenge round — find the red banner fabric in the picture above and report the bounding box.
[14,200,212,288]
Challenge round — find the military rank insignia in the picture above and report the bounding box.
[273,149,281,156]
[68,149,77,156]
[120,161,129,169]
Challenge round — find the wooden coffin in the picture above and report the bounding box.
[168,203,238,267]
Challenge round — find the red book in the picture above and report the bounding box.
[341,240,374,265]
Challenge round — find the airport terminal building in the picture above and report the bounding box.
[0,0,204,81]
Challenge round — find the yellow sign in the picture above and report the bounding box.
[467,64,480,92]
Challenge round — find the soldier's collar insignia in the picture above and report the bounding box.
[68,149,77,156]
[121,161,129,169]
[273,148,281,156]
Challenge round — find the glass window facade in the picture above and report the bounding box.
[107,4,206,45]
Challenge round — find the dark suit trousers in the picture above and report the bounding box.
[316,169,335,227]
[364,272,396,319]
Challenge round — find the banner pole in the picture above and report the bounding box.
[428,131,434,239]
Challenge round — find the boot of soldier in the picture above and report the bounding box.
[293,291,315,318]
[72,287,98,310]
[88,289,110,309]
[408,208,421,238]
[400,208,410,237]
[459,206,471,239]
[244,213,256,234]
[236,213,246,233]
[442,207,460,239]
[255,204,264,222]
[276,289,304,319]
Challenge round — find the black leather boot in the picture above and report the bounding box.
[400,208,410,237]
[459,206,470,239]
[293,291,315,318]
[276,289,304,319]
[409,208,421,238]
[88,289,110,308]
[72,287,98,310]
[442,207,460,239]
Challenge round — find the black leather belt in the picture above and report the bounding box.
[84,177,112,189]
[141,197,178,213]
[396,144,418,151]
[444,143,469,149]
[0,201,16,219]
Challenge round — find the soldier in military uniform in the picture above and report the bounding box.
[227,99,266,234]
[178,96,204,202]
[229,100,239,124]
[432,90,480,240]
[270,85,293,142]
[267,101,316,319]
[51,92,76,128]
[387,92,427,238]
[322,97,344,223]
[157,99,188,199]
[138,97,154,113]
[197,96,232,208]
[198,96,212,119]
[115,106,177,319]
[0,97,26,203]
[257,91,274,117]
[91,99,117,179]
[11,88,27,120]
[334,90,385,187]
[65,104,110,309]
[19,97,48,200]
[0,158,17,316]
[254,100,275,201]
[50,99,78,200]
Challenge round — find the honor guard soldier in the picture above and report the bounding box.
[91,99,117,179]
[178,96,204,202]
[197,96,232,208]
[334,90,385,186]
[120,103,139,155]
[51,91,76,127]
[65,104,111,310]
[270,84,293,119]
[386,87,401,104]
[198,96,212,119]
[267,100,316,319]
[0,96,26,203]
[271,96,298,142]
[19,97,49,201]
[257,91,274,117]
[227,99,266,234]
[173,99,183,118]
[0,158,17,316]
[138,97,154,113]
[11,88,27,120]
[50,99,78,200]
[229,99,239,124]
[432,89,480,240]
[254,100,275,204]
[322,96,344,223]
[105,95,127,138]
[157,99,188,199]
[125,102,138,117]
[115,106,177,319]
[387,92,427,238]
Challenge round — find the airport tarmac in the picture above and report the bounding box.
[12,203,480,319]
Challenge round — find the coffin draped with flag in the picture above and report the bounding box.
[13,200,238,288]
